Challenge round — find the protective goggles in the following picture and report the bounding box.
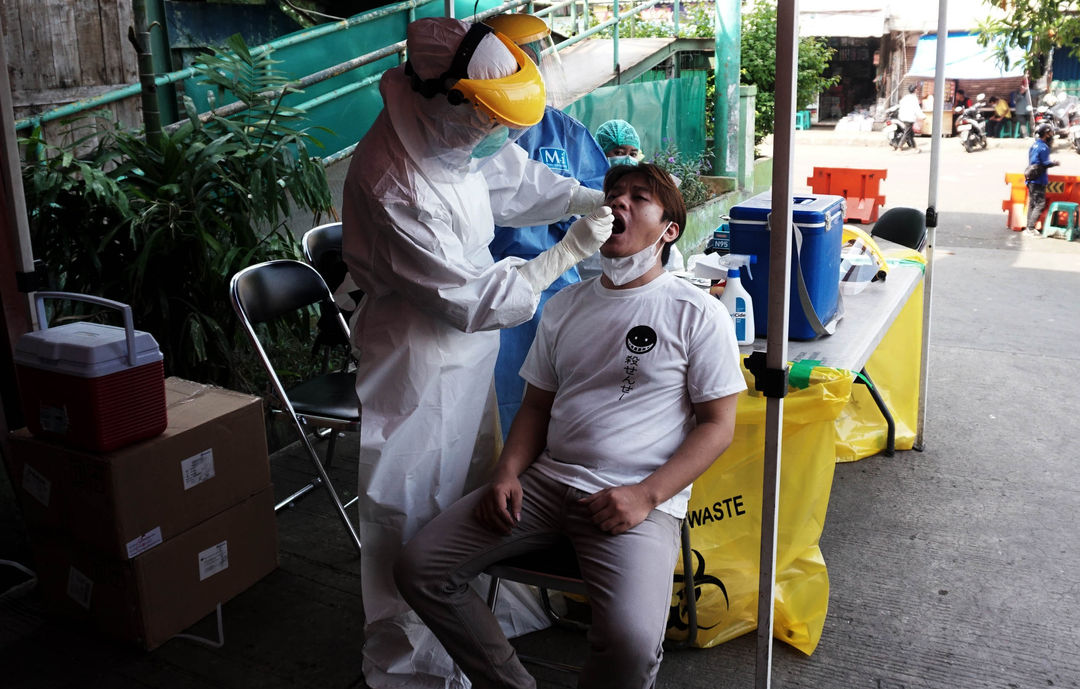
[406,23,546,129]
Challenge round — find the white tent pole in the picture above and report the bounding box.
[916,0,947,449]
[755,0,797,687]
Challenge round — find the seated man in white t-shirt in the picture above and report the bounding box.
[394,163,746,689]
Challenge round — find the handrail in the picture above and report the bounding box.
[13,0,439,132]
[163,0,542,133]
[163,39,409,133]
[549,0,662,53]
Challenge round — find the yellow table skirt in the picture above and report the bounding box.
[667,282,925,654]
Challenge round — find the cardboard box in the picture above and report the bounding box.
[7,378,270,559]
[32,487,278,650]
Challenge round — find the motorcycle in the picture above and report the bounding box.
[1067,102,1080,153]
[1034,100,1072,138]
[883,105,914,150]
[954,100,988,152]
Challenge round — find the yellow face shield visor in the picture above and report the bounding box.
[407,23,546,130]
[450,33,545,129]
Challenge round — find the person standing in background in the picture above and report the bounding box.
[1025,123,1060,237]
[1011,81,1033,137]
[898,84,923,151]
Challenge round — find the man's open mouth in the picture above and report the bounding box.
[611,216,626,234]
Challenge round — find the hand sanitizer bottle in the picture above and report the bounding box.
[719,266,755,345]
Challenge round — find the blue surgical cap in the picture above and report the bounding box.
[595,119,641,154]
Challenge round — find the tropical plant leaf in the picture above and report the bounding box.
[20,33,333,390]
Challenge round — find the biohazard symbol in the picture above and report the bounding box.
[666,548,728,633]
[1047,181,1065,194]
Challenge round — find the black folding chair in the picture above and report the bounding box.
[485,519,698,675]
[301,222,357,373]
[302,222,348,293]
[871,206,927,251]
[230,259,362,555]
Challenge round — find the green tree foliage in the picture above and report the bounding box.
[976,1,1079,80]
[740,1,839,143]
[21,35,334,390]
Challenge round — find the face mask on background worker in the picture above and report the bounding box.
[596,119,642,164]
[471,124,510,158]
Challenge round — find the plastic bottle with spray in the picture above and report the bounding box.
[718,254,756,345]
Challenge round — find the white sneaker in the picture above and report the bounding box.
[1023,228,1041,237]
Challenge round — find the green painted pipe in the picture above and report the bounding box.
[15,0,436,132]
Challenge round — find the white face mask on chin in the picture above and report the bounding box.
[600,221,673,286]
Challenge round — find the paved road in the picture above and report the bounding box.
[787,129,1080,216]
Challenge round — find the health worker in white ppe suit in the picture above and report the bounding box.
[341,17,612,689]
[482,13,611,438]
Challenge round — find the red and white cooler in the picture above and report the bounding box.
[15,292,167,452]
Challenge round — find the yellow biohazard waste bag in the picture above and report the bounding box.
[666,363,852,655]
[835,281,923,461]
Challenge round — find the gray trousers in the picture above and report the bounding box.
[395,468,681,689]
[1027,183,1047,231]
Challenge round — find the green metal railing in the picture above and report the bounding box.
[16,0,692,165]
[13,0,435,133]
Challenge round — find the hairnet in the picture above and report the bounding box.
[595,119,641,154]
[406,18,517,82]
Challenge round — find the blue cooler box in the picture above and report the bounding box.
[729,192,845,340]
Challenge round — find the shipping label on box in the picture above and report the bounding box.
[66,566,94,610]
[181,449,216,490]
[126,528,164,559]
[21,463,51,507]
[198,541,229,581]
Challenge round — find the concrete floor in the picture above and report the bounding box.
[3,131,1080,688]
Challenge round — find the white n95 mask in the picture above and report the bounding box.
[600,221,673,286]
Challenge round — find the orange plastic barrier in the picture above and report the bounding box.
[1002,173,1080,231]
[806,167,887,223]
